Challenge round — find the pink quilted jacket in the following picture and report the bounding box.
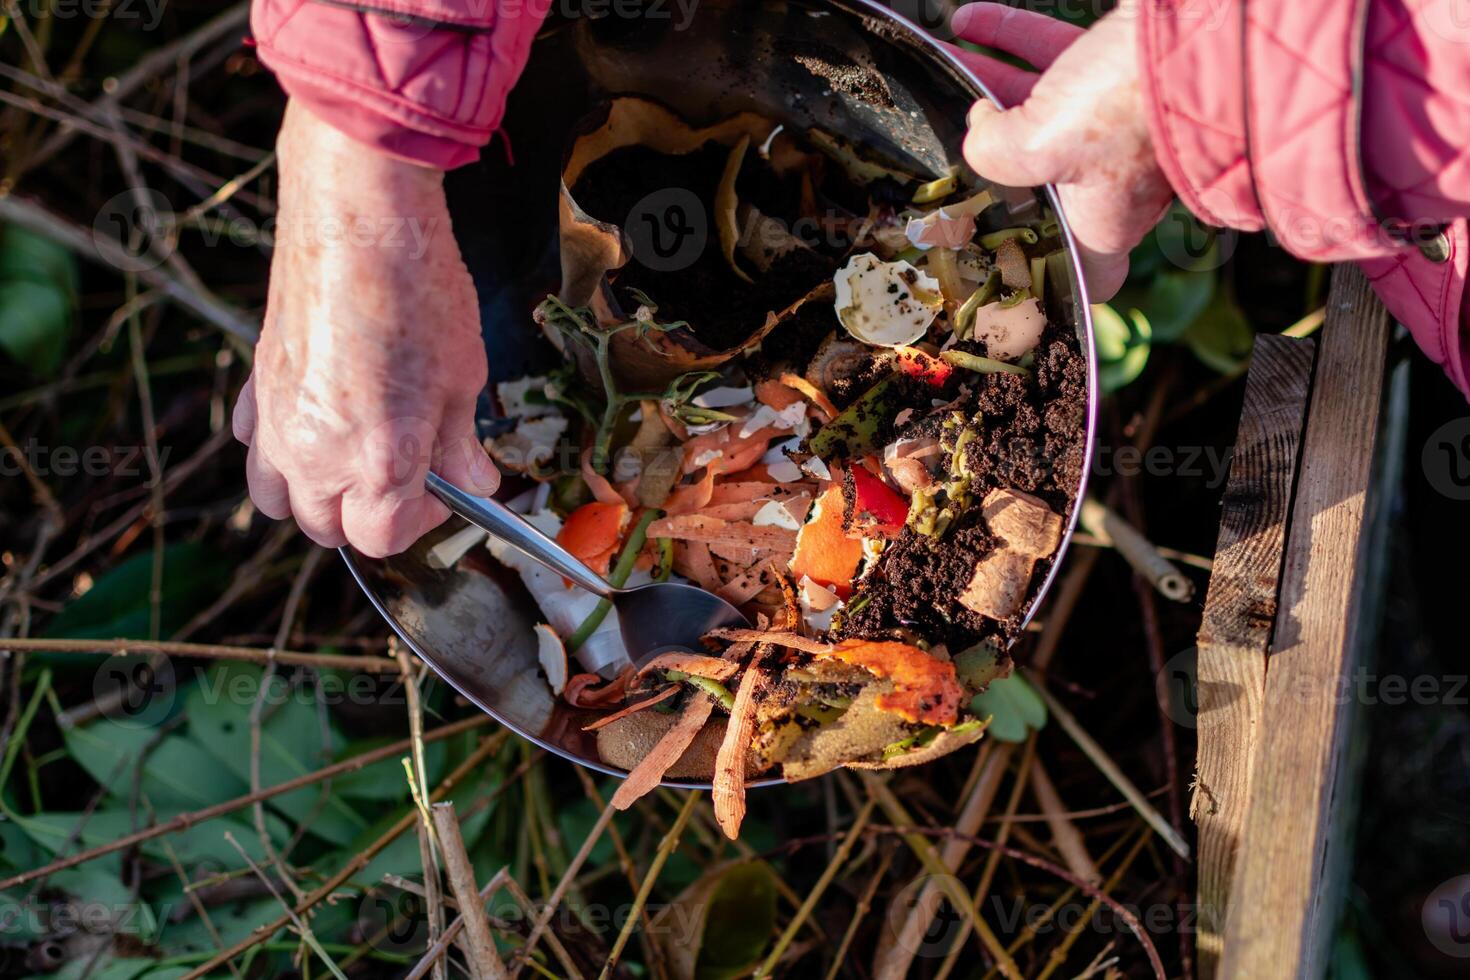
[249,0,1470,396]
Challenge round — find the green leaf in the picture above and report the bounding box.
[655,862,778,980]
[12,808,286,870]
[0,280,71,376]
[154,897,286,960]
[1132,270,1215,343]
[0,225,76,377]
[64,721,248,810]
[332,736,446,801]
[42,542,232,640]
[1184,293,1255,374]
[0,224,78,289]
[1092,304,1151,393]
[969,672,1047,743]
[186,663,367,846]
[0,818,41,873]
[953,641,1007,691]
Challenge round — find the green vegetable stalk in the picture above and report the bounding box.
[567,507,661,652]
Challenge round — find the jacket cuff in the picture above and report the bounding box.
[1136,0,1264,232]
[258,59,485,169]
[251,0,549,170]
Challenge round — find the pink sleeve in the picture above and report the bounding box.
[250,0,552,170]
[1138,0,1470,399]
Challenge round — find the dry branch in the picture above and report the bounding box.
[0,638,398,673]
[178,733,507,979]
[432,803,509,980]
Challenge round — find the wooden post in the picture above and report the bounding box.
[1218,266,1397,977]
[1192,332,1316,973]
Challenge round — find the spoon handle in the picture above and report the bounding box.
[425,472,615,598]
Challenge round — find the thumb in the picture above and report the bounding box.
[435,408,500,497]
[961,100,1062,189]
[232,375,259,445]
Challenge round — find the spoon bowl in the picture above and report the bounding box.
[425,472,749,672]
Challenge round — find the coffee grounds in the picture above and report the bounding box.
[836,323,1087,651]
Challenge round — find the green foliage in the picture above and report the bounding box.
[64,721,248,810]
[970,671,1047,743]
[658,862,778,980]
[1092,303,1151,393]
[1104,202,1265,384]
[41,542,231,640]
[185,663,368,846]
[1184,290,1256,373]
[0,224,77,376]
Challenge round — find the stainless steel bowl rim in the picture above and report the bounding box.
[340,0,1099,790]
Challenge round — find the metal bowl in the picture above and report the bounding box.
[342,0,1098,788]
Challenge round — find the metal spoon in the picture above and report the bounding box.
[425,472,749,670]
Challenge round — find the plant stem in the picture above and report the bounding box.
[567,508,660,651]
[597,791,700,980]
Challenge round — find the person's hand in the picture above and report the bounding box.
[945,3,1175,299]
[232,101,499,557]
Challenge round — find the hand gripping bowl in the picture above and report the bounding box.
[341,0,1098,790]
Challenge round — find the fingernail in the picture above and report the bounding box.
[469,447,500,493]
[967,101,995,129]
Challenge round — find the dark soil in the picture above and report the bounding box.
[749,296,839,373]
[836,323,1088,651]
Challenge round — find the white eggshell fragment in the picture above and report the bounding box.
[833,252,944,348]
[904,208,976,251]
[970,296,1048,362]
[534,624,568,695]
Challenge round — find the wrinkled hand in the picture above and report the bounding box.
[233,101,499,557]
[945,3,1174,299]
